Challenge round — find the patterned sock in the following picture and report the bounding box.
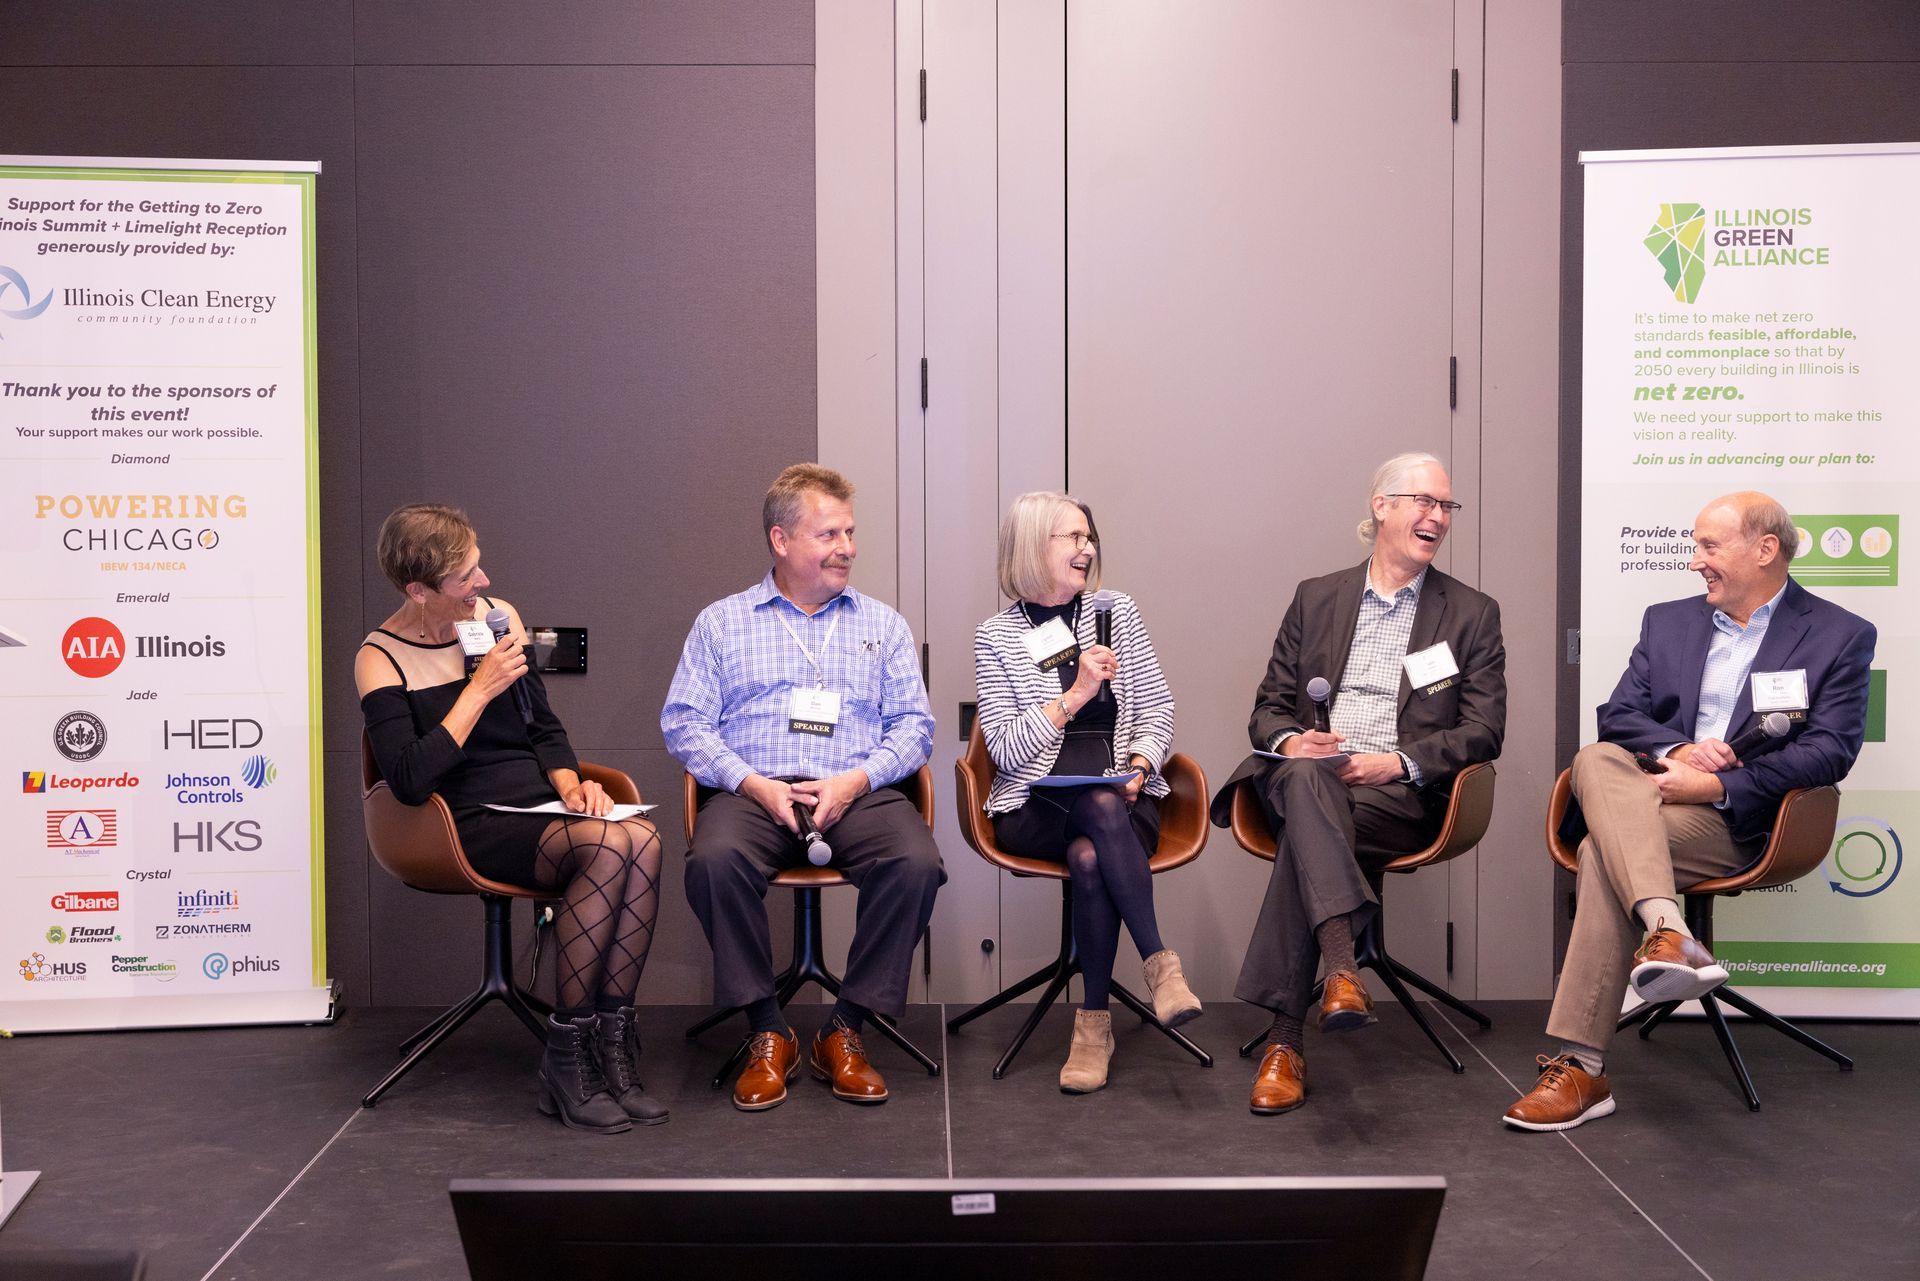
[1265,1009,1304,1052]
[1314,911,1357,976]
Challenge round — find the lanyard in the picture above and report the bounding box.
[777,605,842,688]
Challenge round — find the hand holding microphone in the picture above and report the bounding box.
[1282,676,1343,758]
[1307,676,1333,733]
[794,793,833,866]
[485,607,535,725]
[1090,591,1117,705]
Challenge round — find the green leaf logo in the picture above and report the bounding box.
[1644,203,1707,303]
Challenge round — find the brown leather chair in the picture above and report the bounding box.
[358,732,642,1107]
[1547,768,1849,1110]
[680,767,943,1087]
[945,724,1213,1079]
[1226,761,1497,1072]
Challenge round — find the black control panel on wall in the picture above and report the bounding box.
[530,627,587,674]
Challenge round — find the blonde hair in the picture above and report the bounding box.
[763,463,854,549]
[998,491,1102,601]
[376,503,476,592]
[1356,451,1445,546]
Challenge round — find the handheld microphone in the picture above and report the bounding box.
[796,798,833,866]
[1306,676,1332,734]
[1090,590,1115,704]
[1726,711,1792,758]
[484,607,535,725]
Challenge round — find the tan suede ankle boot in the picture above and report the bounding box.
[1143,949,1203,1028]
[1058,1008,1114,1093]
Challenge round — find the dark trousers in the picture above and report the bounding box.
[683,786,945,1021]
[1233,759,1439,1016]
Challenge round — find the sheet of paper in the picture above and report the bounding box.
[1254,750,1350,767]
[1030,769,1143,789]
[485,801,657,820]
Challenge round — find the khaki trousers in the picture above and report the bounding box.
[1546,742,1749,1051]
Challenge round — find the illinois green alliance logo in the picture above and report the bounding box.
[1641,202,1830,303]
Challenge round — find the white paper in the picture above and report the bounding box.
[485,801,657,819]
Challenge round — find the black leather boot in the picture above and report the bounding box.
[536,1013,631,1133]
[595,1007,670,1125]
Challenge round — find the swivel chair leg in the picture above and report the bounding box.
[1110,980,1213,1067]
[1714,984,1853,1069]
[1700,991,1762,1111]
[1384,957,1493,1027]
[993,965,1075,1080]
[946,962,1056,1031]
[1371,961,1465,1073]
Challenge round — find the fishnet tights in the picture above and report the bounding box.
[533,817,663,1010]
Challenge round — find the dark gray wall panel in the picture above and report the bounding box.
[1565,0,1920,64]
[0,1,352,66]
[322,749,371,1004]
[354,0,812,66]
[354,64,815,756]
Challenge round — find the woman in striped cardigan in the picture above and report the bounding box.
[972,491,1202,1093]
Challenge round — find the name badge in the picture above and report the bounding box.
[454,619,496,657]
[1022,617,1080,672]
[789,687,842,737]
[1750,669,1809,713]
[1403,641,1459,691]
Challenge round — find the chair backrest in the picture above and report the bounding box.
[681,766,937,887]
[953,722,1208,879]
[361,731,638,897]
[1231,761,1496,875]
[1545,766,1840,895]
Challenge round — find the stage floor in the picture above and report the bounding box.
[1,997,1913,1280]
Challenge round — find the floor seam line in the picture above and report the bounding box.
[939,1002,954,1179]
[199,1106,363,1281]
[1425,1001,1717,1281]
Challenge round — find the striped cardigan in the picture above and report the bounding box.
[971,590,1176,814]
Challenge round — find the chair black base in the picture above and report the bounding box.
[1235,905,1492,1073]
[684,886,942,1088]
[362,893,551,1107]
[946,885,1215,1079]
[1617,893,1852,1111]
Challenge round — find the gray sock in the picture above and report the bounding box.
[1558,1042,1605,1076]
[1634,898,1689,938]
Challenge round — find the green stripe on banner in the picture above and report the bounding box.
[1714,940,1920,988]
[1865,668,1887,743]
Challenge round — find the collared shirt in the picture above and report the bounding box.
[1328,561,1428,783]
[661,571,934,794]
[1691,580,1788,745]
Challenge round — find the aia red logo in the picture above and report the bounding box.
[63,617,125,678]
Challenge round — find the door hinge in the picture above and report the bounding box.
[1445,921,1455,974]
[1448,355,1457,409]
[920,357,929,409]
[920,641,931,693]
[1450,68,1459,123]
[919,69,927,123]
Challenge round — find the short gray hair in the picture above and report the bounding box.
[1740,493,1799,563]
[1356,451,1444,546]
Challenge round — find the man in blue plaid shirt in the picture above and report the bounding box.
[663,464,943,1112]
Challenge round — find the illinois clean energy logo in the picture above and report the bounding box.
[1826,816,1901,898]
[0,265,54,337]
[1643,203,1708,303]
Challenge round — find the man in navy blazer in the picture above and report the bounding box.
[1505,491,1875,1132]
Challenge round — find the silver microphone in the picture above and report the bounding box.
[1306,676,1333,733]
[796,796,833,866]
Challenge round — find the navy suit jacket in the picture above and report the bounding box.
[1585,577,1876,849]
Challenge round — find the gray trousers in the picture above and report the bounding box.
[683,786,945,1021]
[1234,759,1439,1016]
[1547,743,1746,1051]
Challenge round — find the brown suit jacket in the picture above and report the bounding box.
[1208,561,1507,827]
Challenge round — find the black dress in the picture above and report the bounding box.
[991,599,1161,858]
[359,622,580,887]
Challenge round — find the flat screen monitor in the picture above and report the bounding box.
[450,1175,1445,1281]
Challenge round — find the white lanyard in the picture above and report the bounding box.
[777,606,842,688]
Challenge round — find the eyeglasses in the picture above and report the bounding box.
[1386,493,1464,515]
[1051,532,1098,550]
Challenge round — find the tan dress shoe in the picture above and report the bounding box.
[1142,949,1203,1028]
[810,1023,889,1103]
[1059,1008,1115,1093]
[1503,1054,1615,1131]
[1630,924,1729,1002]
[732,1028,800,1112]
[1249,1042,1306,1115]
[1317,970,1375,1032]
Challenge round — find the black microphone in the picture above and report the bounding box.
[1726,711,1792,758]
[484,607,534,725]
[1090,590,1115,705]
[796,797,833,866]
[1306,676,1332,733]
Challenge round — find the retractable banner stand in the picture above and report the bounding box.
[1580,142,1920,1019]
[0,156,329,1032]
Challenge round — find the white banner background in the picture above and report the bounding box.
[0,156,328,1032]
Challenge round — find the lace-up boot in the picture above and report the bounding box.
[537,1013,631,1133]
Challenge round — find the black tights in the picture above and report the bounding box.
[1063,789,1163,1010]
[533,817,664,1013]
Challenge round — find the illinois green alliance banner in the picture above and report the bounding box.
[1581,143,1916,1018]
[0,156,328,1032]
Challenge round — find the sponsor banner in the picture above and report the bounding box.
[0,155,327,1033]
[1581,143,1919,1017]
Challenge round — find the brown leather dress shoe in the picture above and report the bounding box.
[732,1028,800,1112]
[1502,1053,1615,1132]
[1317,970,1374,1032]
[1249,1042,1306,1115]
[1630,924,1729,1002]
[810,1023,889,1104]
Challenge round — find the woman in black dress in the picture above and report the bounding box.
[355,504,665,1133]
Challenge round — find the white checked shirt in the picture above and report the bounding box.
[1326,562,1426,784]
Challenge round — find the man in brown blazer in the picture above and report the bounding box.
[1211,452,1506,1115]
